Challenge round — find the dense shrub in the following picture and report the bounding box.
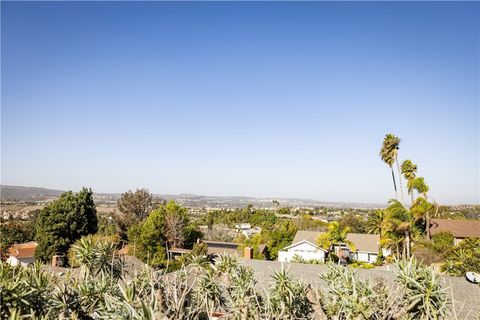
[442,238,480,276]
[431,232,454,253]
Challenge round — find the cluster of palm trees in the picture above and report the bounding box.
[375,134,437,260]
[380,134,430,205]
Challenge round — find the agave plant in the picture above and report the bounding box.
[396,258,449,319]
[268,267,313,319]
[318,264,400,319]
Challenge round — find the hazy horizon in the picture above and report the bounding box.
[2,2,479,205]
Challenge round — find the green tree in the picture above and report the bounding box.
[0,219,36,259]
[386,198,433,260]
[338,213,367,233]
[401,160,418,204]
[117,188,160,223]
[318,221,355,250]
[135,200,198,266]
[380,134,402,200]
[412,177,429,198]
[136,205,166,266]
[442,238,480,276]
[366,210,388,236]
[265,221,297,260]
[34,188,98,262]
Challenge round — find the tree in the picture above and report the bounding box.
[385,199,431,260]
[117,189,159,224]
[317,221,355,250]
[135,200,198,266]
[380,134,402,200]
[338,213,367,233]
[366,210,388,236]
[442,238,480,276]
[401,160,417,204]
[265,221,297,260]
[34,188,98,262]
[0,219,36,259]
[412,177,429,198]
[135,206,167,266]
[164,201,190,248]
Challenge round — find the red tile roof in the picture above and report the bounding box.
[8,241,37,259]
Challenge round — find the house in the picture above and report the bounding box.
[6,241,37,267]
[278,240,328,263]
[279,230,383,264]
[429,218,480,245]
[168,247,192,260]
[234,223,262,238]
[203,241,242,257]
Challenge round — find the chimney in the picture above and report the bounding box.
[244,246,253,260]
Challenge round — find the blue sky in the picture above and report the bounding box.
[1,2,479,204]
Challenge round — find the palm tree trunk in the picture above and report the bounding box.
[391,168,398,199]
[426,211,430,240]
[396,158,404,202]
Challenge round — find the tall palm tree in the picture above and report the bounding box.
[401,160,417,204]
[380,134,402,200]
[412,177,429,199]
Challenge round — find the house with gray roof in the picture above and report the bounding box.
[281,230,384,263]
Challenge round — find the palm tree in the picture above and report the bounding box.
[387,199,414,259]
[412,177,429,199]
[366,209,388,236]
[380,134,402,200]
[401,160,417,204]
[410,196,436,240]
[322,221,355,251]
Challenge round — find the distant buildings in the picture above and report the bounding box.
[234,223,261,238]
[6,241,37,267]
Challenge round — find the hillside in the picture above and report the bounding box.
[0,185,384,208]
[0,185,64,201]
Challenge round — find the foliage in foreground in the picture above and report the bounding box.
[0,251,456,320]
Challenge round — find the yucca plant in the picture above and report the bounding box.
[396,258,449,319]
[268,267,313,319]
[318,264,400,320]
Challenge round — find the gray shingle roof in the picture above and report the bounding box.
[292,230,380,253]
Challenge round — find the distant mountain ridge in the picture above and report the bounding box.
[0,185,384,209]
[1,185,64,201]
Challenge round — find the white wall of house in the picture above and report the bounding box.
[353,251,377,263]
[6,256,34,267]
[278,241,326,262]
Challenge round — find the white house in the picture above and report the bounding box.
[281,231,386,264]
[6,241,37,267]
[278,240,328,263]
[235,223,261,238]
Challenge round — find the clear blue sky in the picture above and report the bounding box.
[1,2,479,205]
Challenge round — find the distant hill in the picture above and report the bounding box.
[0,185,384,209]
[1,185,64,201]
